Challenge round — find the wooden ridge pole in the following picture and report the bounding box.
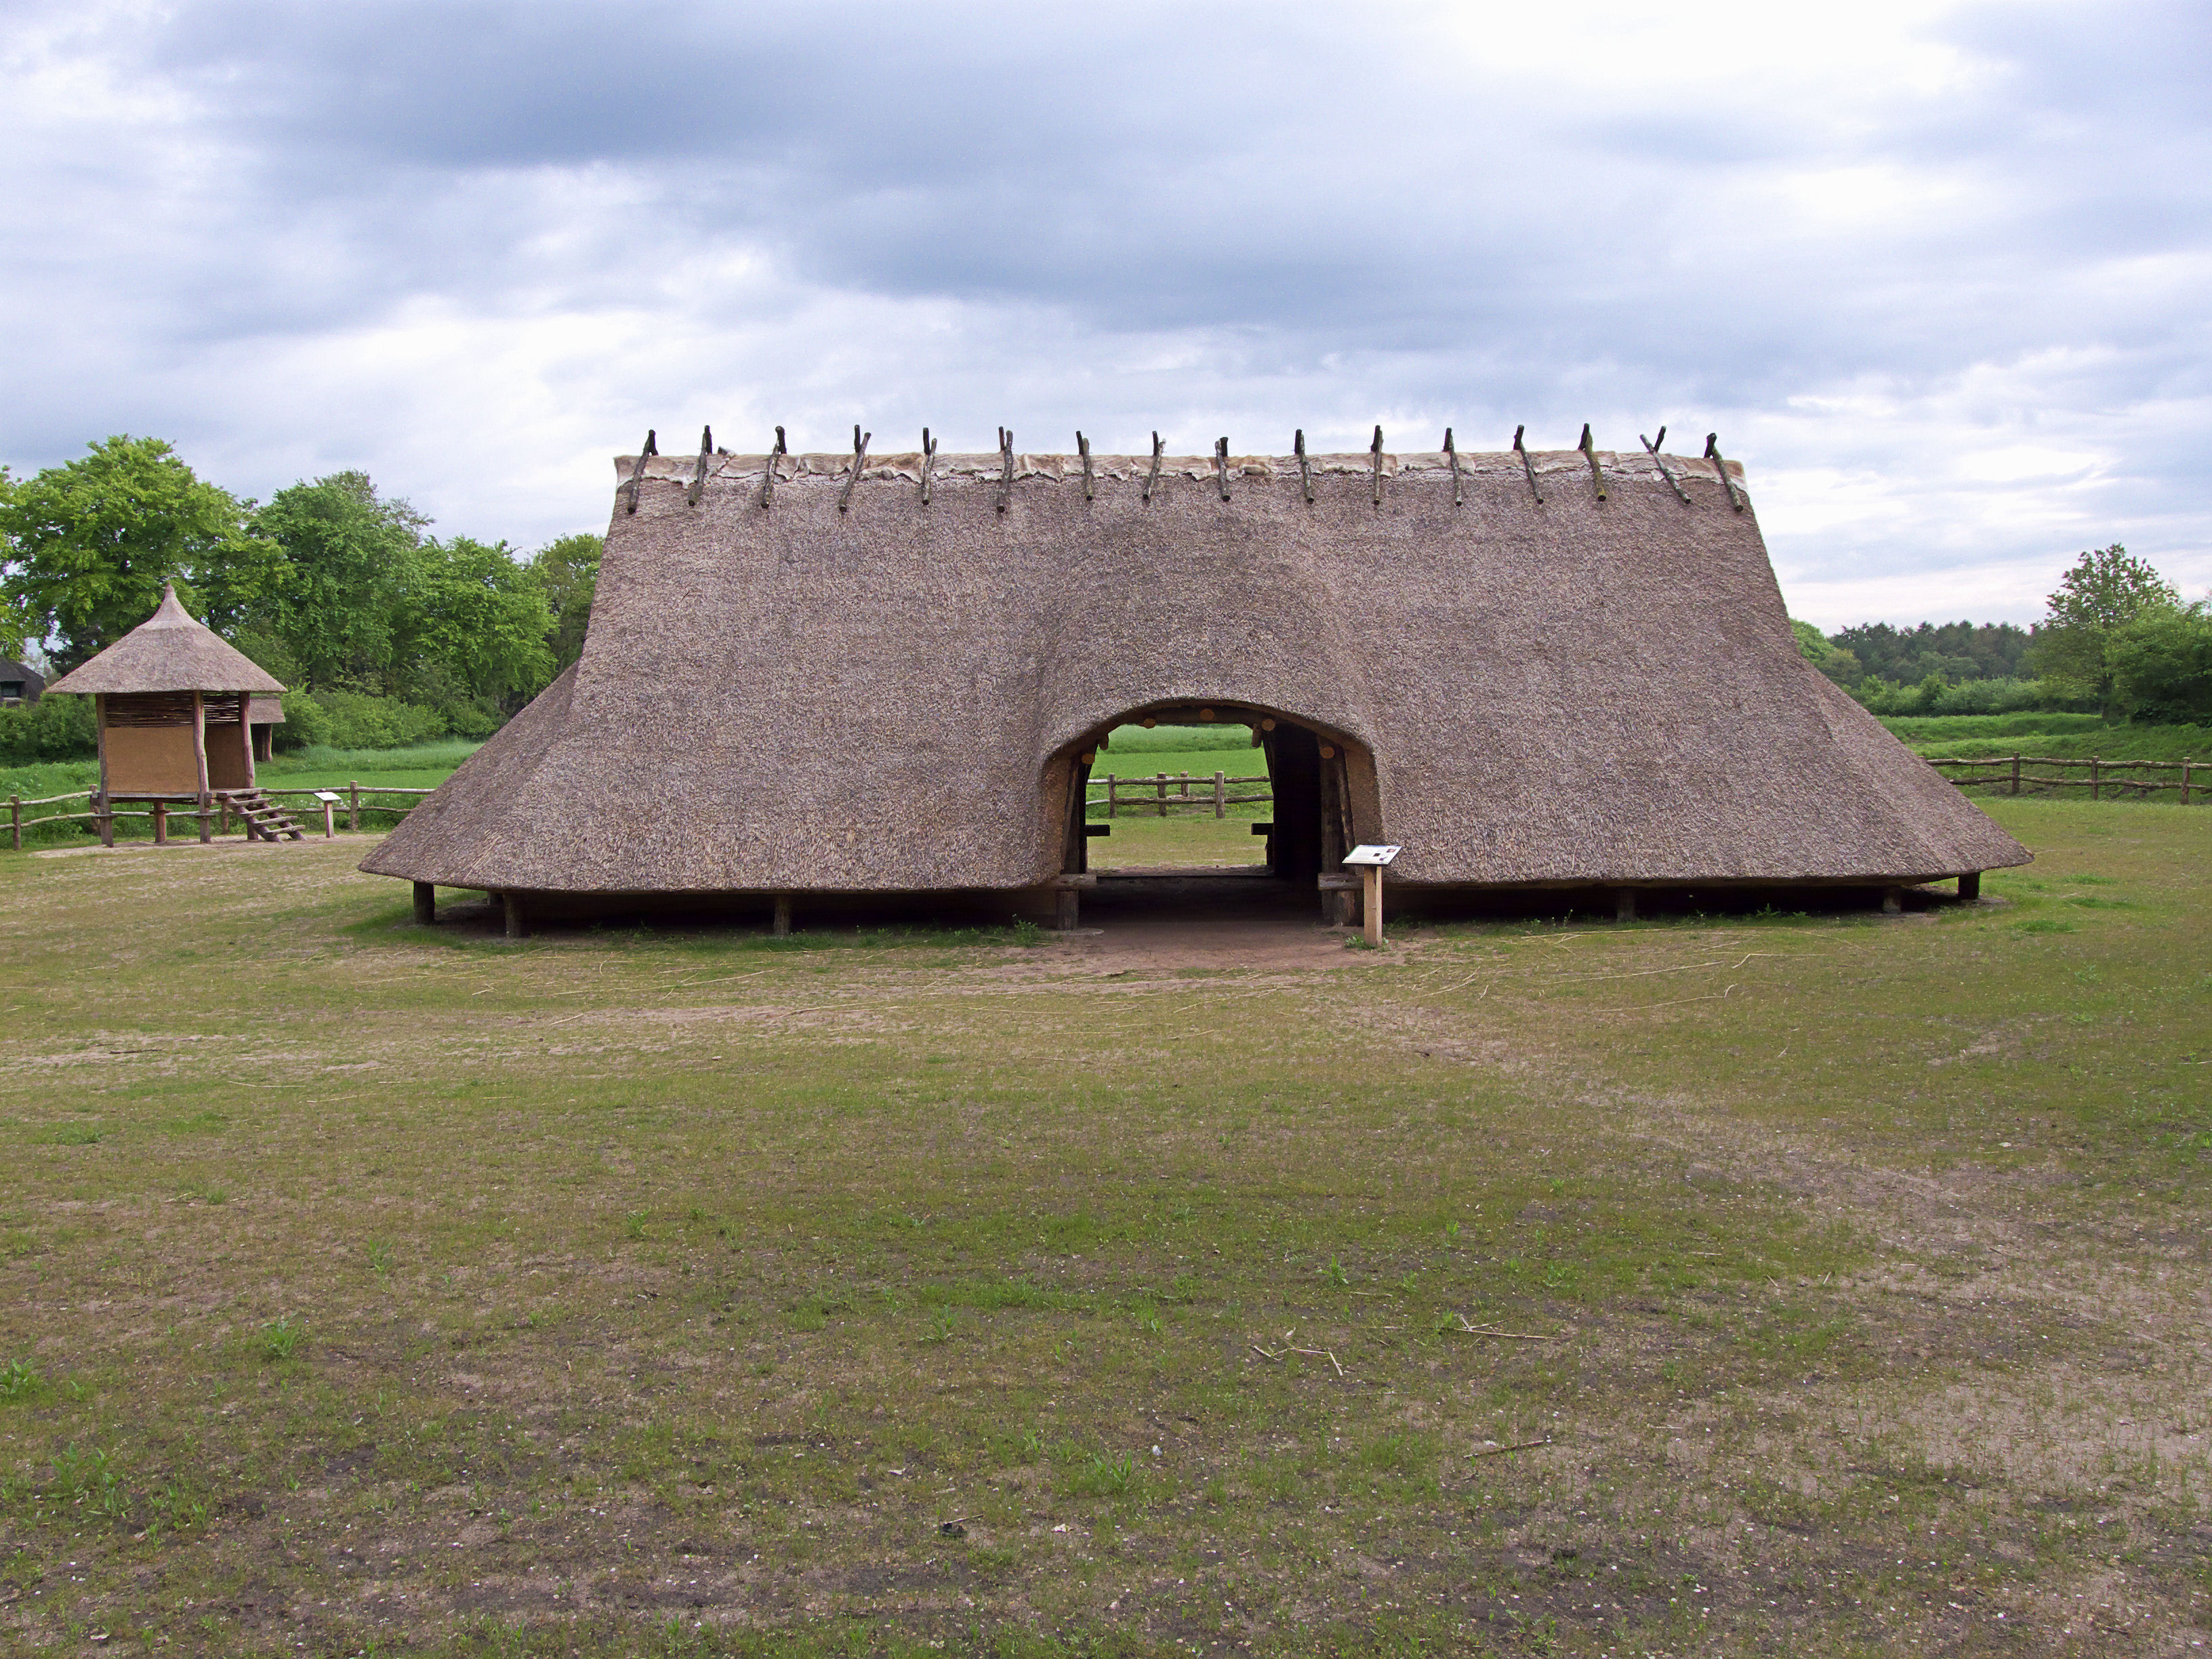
[1512,426,1544,505]
[1578,424,1607,501]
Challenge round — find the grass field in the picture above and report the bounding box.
[1087,727,1271,869]
[1,798,2208,1654]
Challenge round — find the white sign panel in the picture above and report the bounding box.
[1343,844,1401,867]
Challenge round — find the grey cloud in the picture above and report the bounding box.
[0,0,2205,619]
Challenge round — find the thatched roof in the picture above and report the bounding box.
[363,438,2026,895]
[45,584,286,696]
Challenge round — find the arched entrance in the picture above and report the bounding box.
[1046,701,1378,913]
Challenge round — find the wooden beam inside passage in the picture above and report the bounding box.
[1269,725,1323,882]
[413,882,436,924]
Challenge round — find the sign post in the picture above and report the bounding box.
[314,790,341,839]
[1342,844,1401,947]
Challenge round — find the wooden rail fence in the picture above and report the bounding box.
[1089,771,1271,819]
[1929,754,2203,802]
[8,781,434,849]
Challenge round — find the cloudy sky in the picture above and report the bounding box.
[2,0,2205,627]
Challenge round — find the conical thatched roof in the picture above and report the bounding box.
[45,583,286,696]
[362,439,2026,897]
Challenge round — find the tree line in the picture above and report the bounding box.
[1793,544,2210,722]
[5,437,2207,765]
[0,436,598,759]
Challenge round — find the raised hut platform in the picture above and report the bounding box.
[361,430,2028,930]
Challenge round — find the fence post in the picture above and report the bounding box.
[2184,758,2194,807]
[1156,773,1168,817]
[349,780,360,833]
[1214,770,1226,818]
[219,795,230,836]
[153,800,167,844]
[2089,754,2100,801]
[2009,754,2020,796]
[9,796,17,852]
[97,792,113,847]
[1107,775,1118,818]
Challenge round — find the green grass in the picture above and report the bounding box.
[1094,721,1259,755]
[1087,725,1274,866]
[0,798,2207,1652]
[258,737,484,790]
[0,739,483,848]
[1876,711,2112,743]
[1885,711,2212,764]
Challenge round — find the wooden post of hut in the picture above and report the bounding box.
[42,583,289,847]
[93,693,113,845]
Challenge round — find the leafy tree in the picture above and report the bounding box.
[399,536,555,708]
[2106,602,2212,724]
[529,532,602,672]
[1789,619,1861,685]
[2028,544,2179,710]
[251,471,428,692]
[0,436,281,671]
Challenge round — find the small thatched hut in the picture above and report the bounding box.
[45,583,290,844]
[0,658,44,706]
[363,432,2026,930]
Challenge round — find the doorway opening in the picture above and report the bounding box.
[1051,702,1372,899]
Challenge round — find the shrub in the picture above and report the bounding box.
[2108,605,2212,724]
[302,691,447,750]
[1852,676,2063,718]
[268,689,331,752]
[0,694,96,763]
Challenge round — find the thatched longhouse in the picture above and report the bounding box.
[361,435,2026,923]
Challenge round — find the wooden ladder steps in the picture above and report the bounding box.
[220,790,306,842]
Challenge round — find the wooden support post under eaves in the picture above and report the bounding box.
[773,896,792,937]
[503,893,527,939]
[192,689,212,842]
[1958,872,1980,901]
[94,693,114,846]
[413,882,436,924]
[1615,888,1637,922]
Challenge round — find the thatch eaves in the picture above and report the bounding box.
[45,583,287,696]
